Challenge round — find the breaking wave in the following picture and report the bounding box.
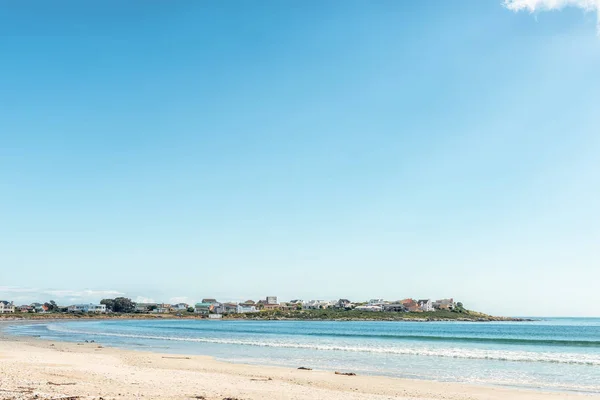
[108,323,600,347]
[45,324,600,366]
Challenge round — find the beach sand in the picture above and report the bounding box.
[0,333,596,400]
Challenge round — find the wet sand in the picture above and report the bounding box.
[0,327,597,400]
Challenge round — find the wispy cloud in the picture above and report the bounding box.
[504,0,600,33]
[135,296,155,303]
[0,286,39,294]
[169,297,190,304]
[0,287,124,303]
[43,289,124,298]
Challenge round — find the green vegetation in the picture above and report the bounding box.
[43,300,59,312]
[1,308,525,322]
[100,297,136,313]
[0,312,196,320]
[1,298,524,322]
[224,308,521,321]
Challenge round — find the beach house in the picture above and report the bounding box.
[213,303,225,314]
[194,302,213,315]
[335,299,353,309]
[18,305,33,313]
[30,303,46,313]
[277,302,294,311]
[262,303,280,311]
[214,302,238,314]
[224,303,238,313]
[261,296,280,310]
[383,303,407,312]
[172,303,189,311]
[135,303,158,313]
[355,305,383,312]
[433,298,455,311]
[418,299,434,312]
[67,304,107,313]
[0,301,15,313]
[236,304,258,313]
[401,299,420,312]
[303,300,330,310]
[153,303,171,313]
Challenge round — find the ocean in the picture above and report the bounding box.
[5,318,600,393]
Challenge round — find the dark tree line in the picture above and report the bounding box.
[100,297,136,313]
[43,300,59,312]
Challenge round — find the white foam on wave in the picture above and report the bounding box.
[45,324,600,366]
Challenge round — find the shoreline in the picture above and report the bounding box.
[1,320,596,400]
[1,333,595,400]
[0,312,533,323]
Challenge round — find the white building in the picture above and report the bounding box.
[67,304,106,313]
[0,301,15,313]
[215,303,238,314]
[236,304,258,313]
[335,299,353,309]
[172,303,189,311]
[135,303,158,312]
[266,296,278,305]
[19,305,33,313]
[152,304,171,313]
[213,303,224,314]
[303,300,331,310]
[355,305,383,312]
[418,299,434,312]
[433,298,455,311]
[368,299,385,306]
[214,302,237,314]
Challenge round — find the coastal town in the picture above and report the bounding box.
[0,296,462,317]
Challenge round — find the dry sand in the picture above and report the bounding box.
[0,331,597,400]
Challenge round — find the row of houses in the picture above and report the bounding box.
[134,303,190,313]
[1,301,54,314]
[0,301,188,314]
[0,302,109,314]
[353,298,456,312]
[192,297,457,315]
[0,301,15,313]
[67,304,107,313]
[1,302,106,314]
[0,297,457,315]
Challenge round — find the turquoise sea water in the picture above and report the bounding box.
[5,318,600,393]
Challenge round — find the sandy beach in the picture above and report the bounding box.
[0,325,597,400]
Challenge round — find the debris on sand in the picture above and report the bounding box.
[47,382,77,386]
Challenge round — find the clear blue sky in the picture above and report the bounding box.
[1,1,599,316]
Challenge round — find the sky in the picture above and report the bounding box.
[1,1,599,317]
